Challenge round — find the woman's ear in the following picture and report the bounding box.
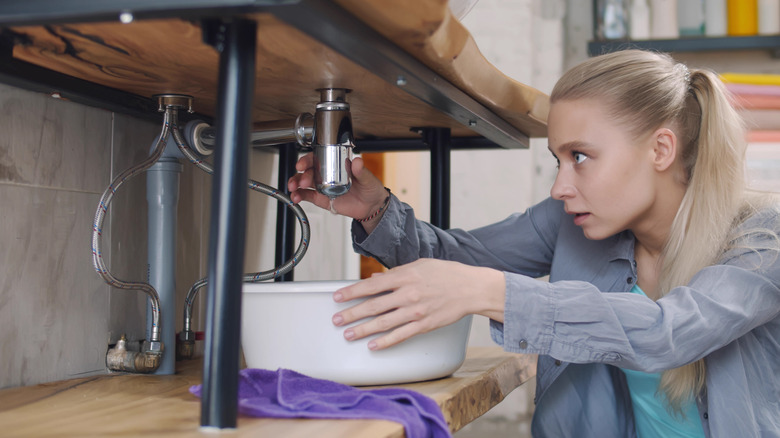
[652,128,677,172]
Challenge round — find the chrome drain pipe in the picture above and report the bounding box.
[186,112,314,153]
[176,88,355,360]
[312,88,353,198]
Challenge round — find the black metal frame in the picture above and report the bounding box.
[422,128,452,230]
[0,56,190,124]
[0,0,534,429]
[199,18,256,428]
[352,135,501,153]
[0,0,297,26]
[275,143,297,283]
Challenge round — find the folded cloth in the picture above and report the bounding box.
[190,368,452,438]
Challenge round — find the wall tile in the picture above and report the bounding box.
[0,185,108,388]
[106,114,158,344]
[0,83,111,192]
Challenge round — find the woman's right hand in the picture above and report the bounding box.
[287,153,390,231]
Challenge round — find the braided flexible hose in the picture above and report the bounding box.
[92,109,176,345]
[170,121,311,336]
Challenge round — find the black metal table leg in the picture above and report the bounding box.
[275,142,297,282]
[200,18,257,429]
[424,128,452,230]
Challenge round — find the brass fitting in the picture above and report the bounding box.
[176,330,196,361]
[106,334,164,374]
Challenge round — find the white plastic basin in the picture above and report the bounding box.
[241,280,472,386]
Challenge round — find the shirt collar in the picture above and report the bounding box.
[605,230,635,263]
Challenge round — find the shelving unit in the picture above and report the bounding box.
[590,29,780,192]
[588,34,780,56]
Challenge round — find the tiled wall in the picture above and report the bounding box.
[0,80,357,389]
[0,83,209,388]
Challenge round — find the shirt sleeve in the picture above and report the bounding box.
[493,211,780,372]
[351,195,564,278]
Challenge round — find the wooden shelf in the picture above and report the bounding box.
[588,34,780,56]
[0,0,549,148]
[0,347,536,437]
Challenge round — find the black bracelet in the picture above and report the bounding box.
[356,188,391,223]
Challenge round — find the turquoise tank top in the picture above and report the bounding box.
[621,284,705,438]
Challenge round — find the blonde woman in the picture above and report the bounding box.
[288,49,780,437]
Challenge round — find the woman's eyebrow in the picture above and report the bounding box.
[548,140,591,156]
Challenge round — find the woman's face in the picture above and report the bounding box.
[547,98,661,240]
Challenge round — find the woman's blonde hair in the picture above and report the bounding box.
[550,49,750,412]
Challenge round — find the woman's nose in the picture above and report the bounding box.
[550,169,575,200]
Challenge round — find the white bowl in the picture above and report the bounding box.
[241,280,472,386]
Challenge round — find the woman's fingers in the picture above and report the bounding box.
[288,164,333,208]
[295,152,314,172]
[332,279,399,327]
[335,290,432,350]
[287,167,313,192]
[368,320,427,350]
[334,272,393,303]
[290,187,318,206]
[331,265,439,350]
[340,302,413,341]
[330,259,505,351]
[287,152,392,223]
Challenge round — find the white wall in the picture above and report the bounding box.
[457,1,562,435]
[383,1,566,436]
[244,149,360,282]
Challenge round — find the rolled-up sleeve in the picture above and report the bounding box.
[492,232,780,372]
[352,195,563,277]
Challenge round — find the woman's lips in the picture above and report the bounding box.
[573,212,590,226]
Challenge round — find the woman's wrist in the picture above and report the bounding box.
[473,267,506,323]
[356,187,391,232]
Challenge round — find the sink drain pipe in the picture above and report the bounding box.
[145,135,186,375]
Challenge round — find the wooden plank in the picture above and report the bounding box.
[387,346,537,432]
[334,0,549,137]
[9,16,472,140]
[0,347,536,437]
[7,1,548,143]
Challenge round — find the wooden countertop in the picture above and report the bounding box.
[0,347,536,437]
[5,0,548,142]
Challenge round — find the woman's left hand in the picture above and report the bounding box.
[332,258,505,350]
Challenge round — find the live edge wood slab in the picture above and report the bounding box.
[6,0,548,141]
[0,347,536,438]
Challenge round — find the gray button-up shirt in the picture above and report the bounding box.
[352,195,780,438]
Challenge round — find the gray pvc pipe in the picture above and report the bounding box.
[146,134,184,375]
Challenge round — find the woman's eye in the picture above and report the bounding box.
[573,152,588,164]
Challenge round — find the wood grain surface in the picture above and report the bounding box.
[8,0,548,142]
[0,347,536,437]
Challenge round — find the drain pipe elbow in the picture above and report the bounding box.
[107,335,164,373]
[184,112,314,153]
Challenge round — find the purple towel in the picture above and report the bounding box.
[190,368,452,438]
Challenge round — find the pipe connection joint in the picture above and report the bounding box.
[106,335,164,374]
[177,330,196,361]
[181,88,355,199]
